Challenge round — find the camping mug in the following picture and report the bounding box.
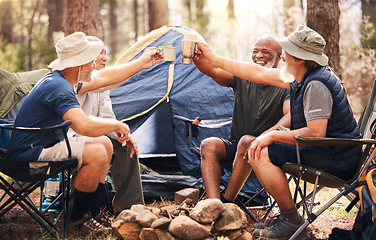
[158,46,176,61]
[181,40,197,64]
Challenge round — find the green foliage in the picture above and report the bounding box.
[361,17,376,49]
[341,17,376,117]
[0,39,22,72]
[0,37,55,72]
[328,204,358,220]
[31,39,56,70]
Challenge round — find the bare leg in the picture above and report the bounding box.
[223,135,256,202]
[249,147,293,210]
[75,136,113,192]
[200,137,227,199]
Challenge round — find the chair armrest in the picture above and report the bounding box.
[0,120,72,132]
[294,135,376,146]
[0,120,74,156]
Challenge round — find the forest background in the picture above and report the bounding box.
[0,0,375,117]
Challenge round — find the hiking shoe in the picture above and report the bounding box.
[253,216,309,239]
[253,214,285,229]
[94,209,114,227]
[69,214,112,236]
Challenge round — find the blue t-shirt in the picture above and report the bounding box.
[7,71,80,161]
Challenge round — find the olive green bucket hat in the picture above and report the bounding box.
[277,25,328,66]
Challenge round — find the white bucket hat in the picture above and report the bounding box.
[277,25,328,66]
[48,32,104,71]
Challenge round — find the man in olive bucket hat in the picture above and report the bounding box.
[194,25,361,239]
[7,32,163,235]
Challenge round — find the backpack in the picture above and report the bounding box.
[329,164,376,240]
[352,164,376,240]
[99,171,116,214]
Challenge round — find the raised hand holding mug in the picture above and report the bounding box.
[181,40,198,64]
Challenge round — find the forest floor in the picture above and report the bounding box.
[0,182,357,240]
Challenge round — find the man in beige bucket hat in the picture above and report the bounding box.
[194,25,361,239]
[7,31,163,235]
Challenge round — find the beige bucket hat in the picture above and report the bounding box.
[277,25,328,66]
[48,32,104,71]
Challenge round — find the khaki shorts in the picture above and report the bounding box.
[38,136,94,170]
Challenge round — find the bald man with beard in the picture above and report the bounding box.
[193,36,291,205]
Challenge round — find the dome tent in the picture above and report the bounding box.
[111,25,234,177]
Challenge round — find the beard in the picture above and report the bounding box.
[263,56,277,68]
[280,64,296,83]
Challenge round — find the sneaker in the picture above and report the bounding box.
[253,216,309,239]
[253,214,285,229]
[94,209,114,227]
[69,214,112,236]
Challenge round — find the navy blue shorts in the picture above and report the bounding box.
[220,138,238,171]
[268,142,361,181]
[220,138,265,198]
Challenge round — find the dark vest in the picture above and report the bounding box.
[290,66,360,139]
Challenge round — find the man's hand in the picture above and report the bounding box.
[193,42,234,86]
[119,134,139,158]
[195,42,217,62]
[116,122,130,143]
[138,47,164,69]
[248,132,275,160]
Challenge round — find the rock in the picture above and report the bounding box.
[239,230,253,240]
[139,228,159,240]
[135,209,158,227]
[212,203,247,232]
[130,204,148,213]
[225,229,243,239]
[160,204,178,212]
[112,221,142,240]
[168,215,210,240]
[175,188,200,205]
[226,229,253,240]
[139,228,174,240]
[149,206,162,216]
[160,204,179,218]
[115,209,139,223]
[151,217,171,230]
[189,198,225,224]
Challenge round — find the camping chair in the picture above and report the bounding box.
[0,120,78,239]
[282,121,376,238]
[174,115,271,222]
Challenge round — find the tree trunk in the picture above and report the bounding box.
[306,0,341,76]
[147,0,168,31]
[362,0,376,28]
[27,0,41,70]
[227,0,235,18]
[0,0,13,43]
[109,0,118,59]
[64,0,104,40]
[134,0,138,41]
[196,0,205,19]
[283,0,295,35]
[47,0,64,45]
[185,0,192,20]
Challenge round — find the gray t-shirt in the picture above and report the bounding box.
[230,76,290,140]
[303,80,333,122]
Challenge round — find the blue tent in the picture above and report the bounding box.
[110,26,234,177]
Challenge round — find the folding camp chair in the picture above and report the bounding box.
[174,115,273,222]
[0,120,78,239]
[282,120,376,238]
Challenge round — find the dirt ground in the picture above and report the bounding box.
[0,184,357,240]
